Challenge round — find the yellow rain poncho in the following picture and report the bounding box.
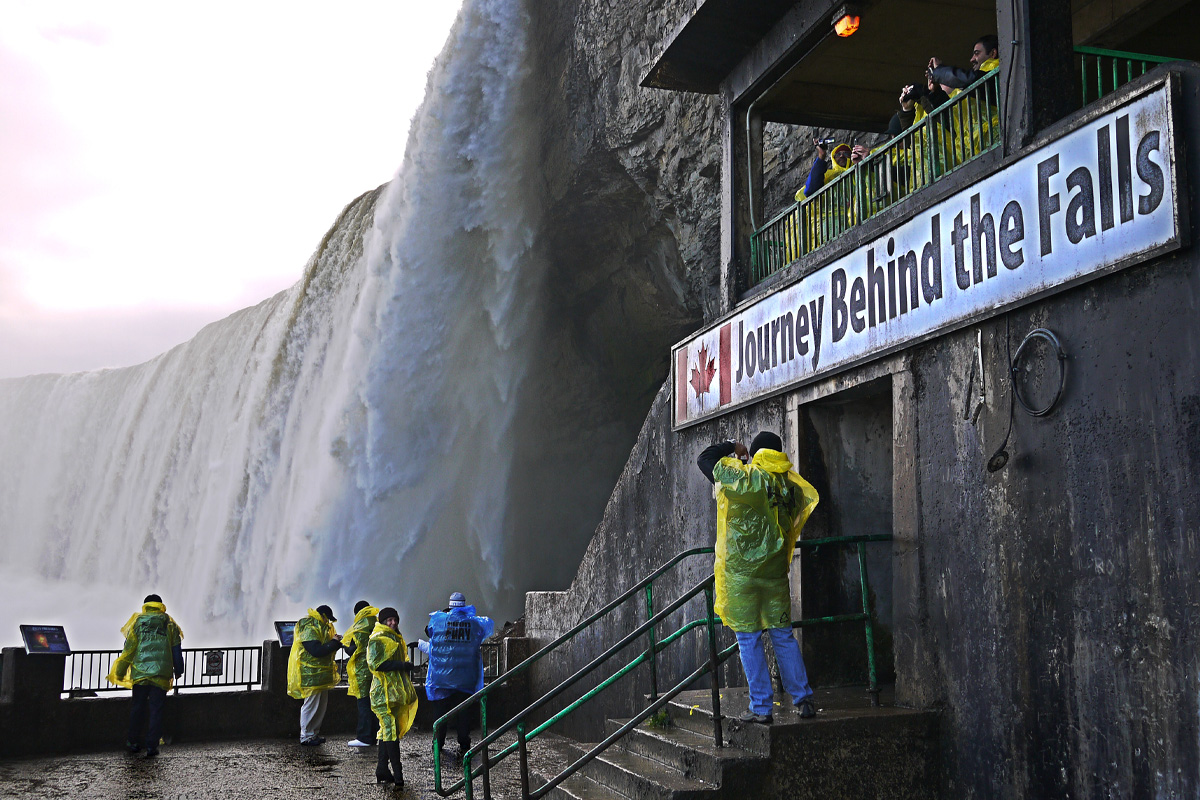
[287,609,340,699]
[344,605,379,699]
[106,602,184,691]
[712,448,820,632]
[367,623,419,741]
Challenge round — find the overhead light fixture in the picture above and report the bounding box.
[832,5,861,37]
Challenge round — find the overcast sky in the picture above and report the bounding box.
[0,1,463,379]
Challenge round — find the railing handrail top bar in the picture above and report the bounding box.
[752,70,1000,239]
[446,573,716,750]
[430,545,716,710]
[1073,45,1180,63]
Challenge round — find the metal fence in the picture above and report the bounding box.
[65,640,499,696]
[64,646,262,695]
[1076,46,1178,107]
[750,69,1001,284]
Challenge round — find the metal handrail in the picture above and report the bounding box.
[434,532,892,798]
[750,69,1001,284]
[63,646,263,695]
[1075,46,1179,107]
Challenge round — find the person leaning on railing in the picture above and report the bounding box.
[417,591,495,760]
[107,593,184,757]
[287,604,345,746]
[696,432,821,724]
[928,35,1001,164]
[342,600,380,749]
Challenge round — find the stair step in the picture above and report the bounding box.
[664,695,771,756]
[607,718,766,787]
[562,739,718,800]
[533,769,625,800]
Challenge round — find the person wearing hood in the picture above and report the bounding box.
[367,607,418,786]
[797,140,853,202]
[287,605,344,746]
[343,601,380,748]
[107,594,184,757]
[697,432,820,724]
[418,592,495,759]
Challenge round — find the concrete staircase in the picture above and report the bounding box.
[531,686,940,800]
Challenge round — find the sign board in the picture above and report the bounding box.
[673,78,1183,428]
[203,650,224,677]
[20,625,71,655]
[274,621,296,647]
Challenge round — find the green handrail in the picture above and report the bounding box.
[1075,45,1180,107]
[750,68,1001,284]
[434,532,892,798]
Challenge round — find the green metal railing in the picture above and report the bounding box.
[1076,46,1179,107]
[750,69,1001,284]
[432,532,892,798]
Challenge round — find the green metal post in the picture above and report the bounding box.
[646,583,659,700]
[857,541,880,706]
[481,696,491,800]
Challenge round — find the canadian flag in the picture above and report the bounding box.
[675,323,732,425]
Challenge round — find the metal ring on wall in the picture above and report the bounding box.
[1010,328,1067,417]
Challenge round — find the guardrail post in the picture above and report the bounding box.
[645,584,659,701]
[703,584,723,747]
[481,695,491,800]
[857,541,880,706]
[517,722,531,800]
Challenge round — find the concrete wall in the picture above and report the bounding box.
[526,65,1200,798]
[0,638,532,758]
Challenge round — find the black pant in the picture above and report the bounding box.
[128,684,167,751]
[432,690,473,749]
[356,694,378,744]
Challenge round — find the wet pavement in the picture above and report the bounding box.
[0,733,552,800]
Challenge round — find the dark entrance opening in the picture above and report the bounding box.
[793,376,896,687]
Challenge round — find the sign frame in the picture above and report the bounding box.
[672,72,1187,430]
[19,625,72,655]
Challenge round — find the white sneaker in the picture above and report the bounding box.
[347,739,372,748]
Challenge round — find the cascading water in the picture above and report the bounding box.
[0,0,706,649]
[0,0,535,647]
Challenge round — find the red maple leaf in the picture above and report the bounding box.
[689,343,717,398]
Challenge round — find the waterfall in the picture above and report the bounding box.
[0,0,565,647]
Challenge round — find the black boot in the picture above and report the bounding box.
[375,740,394,783]
[386,740,404,789]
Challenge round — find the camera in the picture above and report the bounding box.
[815,136,837,149]
[901,83,928,104]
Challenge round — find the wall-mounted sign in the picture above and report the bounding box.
[203,650,224,676]
[673,77,1183,428]
[274,621,296,647]
[20,625,71,655]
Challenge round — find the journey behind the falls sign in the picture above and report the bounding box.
[673,78,1183,429]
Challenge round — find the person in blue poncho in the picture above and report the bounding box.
[418,592,495,759]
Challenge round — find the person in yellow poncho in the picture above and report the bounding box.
[106,593,184,757]
[697,431,820,724]
[287,604,344,745]
[342,601,380,749]
[367,607,418,786]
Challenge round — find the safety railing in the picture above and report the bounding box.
[63,646,262,695]
[433,532,891,798]
[1076,46,1179,107]
[750,69,1001,285]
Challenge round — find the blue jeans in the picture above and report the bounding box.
[734,628,813,715]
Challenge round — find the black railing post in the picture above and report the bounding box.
[517,722,531,800]
[704,583,723,747]
[645,583,659,700]
[857,541,880,706]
